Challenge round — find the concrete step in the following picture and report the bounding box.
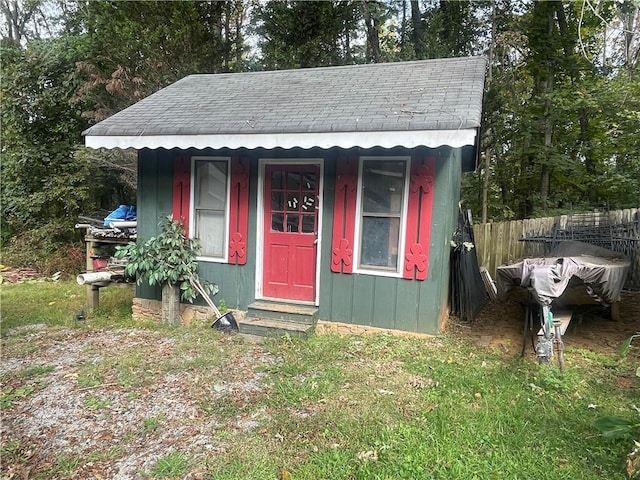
[247,301,318,325]
[239,316,315,339]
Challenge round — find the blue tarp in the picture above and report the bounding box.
[104,205,137,226]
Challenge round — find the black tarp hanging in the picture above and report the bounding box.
[450,209,489,322]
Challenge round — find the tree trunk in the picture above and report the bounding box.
[400,0,407,54]
[539,5,556,207]
[539,74,553,203]
[579,106,597,203]
[481,0,496,224]
[410,0,425,59]
[162,283,180,325]
[234,0,244,71]
[362,1,382,63]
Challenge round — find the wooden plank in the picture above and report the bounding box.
[372,277,397,330]
[515,220,525,260]
[395,280,420,332]
[479,223,489,270]
[328,274,354,324]
[238,317,314,338]
[249,301,318,316]
[351,275,375,326]
[537,310,572,336]
[489,221,500,277]
[496,220,506,269]
[480,267,497,300]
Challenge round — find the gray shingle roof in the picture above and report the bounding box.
[83,57,486,139]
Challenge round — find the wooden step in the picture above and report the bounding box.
[239,316,315,339]
[247,301,318,324]
[538,310,572,337]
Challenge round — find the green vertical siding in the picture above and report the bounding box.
[137,146,464,334]
[137,149,258,310]
[317,147,461,334]
[394,280,421,332]
[137,149,174,301]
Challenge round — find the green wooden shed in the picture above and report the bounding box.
[84,57,487,336]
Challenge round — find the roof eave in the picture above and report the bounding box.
[84,129,478,151]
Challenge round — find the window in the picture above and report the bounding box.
[192,157,229,259]
[356,158,409,274]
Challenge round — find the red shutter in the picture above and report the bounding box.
[228,157,250,265]
[403,155,435,280]
[331,156,359,273]
[172,157,191,236]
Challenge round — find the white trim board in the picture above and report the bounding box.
[85,129,477,151]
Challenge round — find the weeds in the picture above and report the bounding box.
[142,413,166,433]
[84,396,111,410]
[149,452,191,478]
[0,386,35,409]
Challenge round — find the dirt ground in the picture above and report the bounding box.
[449,291,640,360]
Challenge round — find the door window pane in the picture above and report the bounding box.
[287,193,299,211]
[301,174,316,191]
[287,214,299,232]
[302,215,315,233]
[271,171,285,189]
[271,213,284,232]
[271,192,284,211]
[287,172,301,190]
[301,195,315,211]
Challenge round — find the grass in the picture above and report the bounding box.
[149,451,193,478]
[1,280,638,479]
[0,278,136,330]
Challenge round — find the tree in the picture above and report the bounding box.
[0,0,62,45]
[74,0,243,123]
[465,0,639,221]
[0,37,96,248]
[255,0,363,69]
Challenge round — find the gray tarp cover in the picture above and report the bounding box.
[496,241,630,306]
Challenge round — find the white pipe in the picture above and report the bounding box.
[76,271,114,285]
[109,221,137,228]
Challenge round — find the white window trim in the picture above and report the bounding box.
[352,156,411,278]
[189,156,231,263]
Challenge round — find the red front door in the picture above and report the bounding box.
[263,164,320,302]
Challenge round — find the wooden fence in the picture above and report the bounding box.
[472,208,640,289]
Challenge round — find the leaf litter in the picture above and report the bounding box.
[0,327,278,479]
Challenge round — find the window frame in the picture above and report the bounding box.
[189,156,231,263]
[352,156,411,277]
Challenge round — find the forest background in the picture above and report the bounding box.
[1,0,639,274]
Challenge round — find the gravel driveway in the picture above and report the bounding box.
[1,325,276,479]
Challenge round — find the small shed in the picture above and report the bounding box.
[84,57,487,335]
